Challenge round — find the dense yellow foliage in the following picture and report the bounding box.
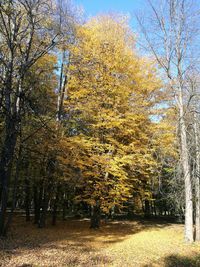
[57,15,173,213]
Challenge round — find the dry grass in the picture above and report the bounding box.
[1,217,200,267]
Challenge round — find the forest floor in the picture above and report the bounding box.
[1,217,200,267]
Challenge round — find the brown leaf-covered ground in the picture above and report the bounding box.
[1,217,200,267]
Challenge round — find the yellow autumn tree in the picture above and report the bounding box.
[60,15,165,227]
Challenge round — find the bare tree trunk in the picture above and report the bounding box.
[136,0,197,242]
[25,178,31,222]
[38,188,48,228]
[33,185,40,224]
[38,180,51,228]
[178,91,193,242]
[52,185,60,226]
[56,51,70,123]
[0,117,18,236]
[144,200,151,219]
[62,191,66,220]
[90,202,101,229]
[194,115,200,241]
[3,145,22,235]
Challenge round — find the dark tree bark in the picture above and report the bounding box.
[153,201,157,217]
[62,191,66,221]
[38,180,51,228]
[52,185,60,226]
[33,185,40,224]
[3,145,22,235]
[0,0,59,236]
[90,204,101,229]
[144,200,151,219]
[25,178,31,222]
[38,188,48,228]
[0,115,18,236]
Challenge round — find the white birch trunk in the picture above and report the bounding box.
[178,88,193,242]
[194,114,200,241]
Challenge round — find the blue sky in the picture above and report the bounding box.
[75,0,142,15]
[74,0,146,28]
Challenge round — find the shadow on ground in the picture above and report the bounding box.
[164,254,200,267]
[0,216,173,250]
[0,217,176,266]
